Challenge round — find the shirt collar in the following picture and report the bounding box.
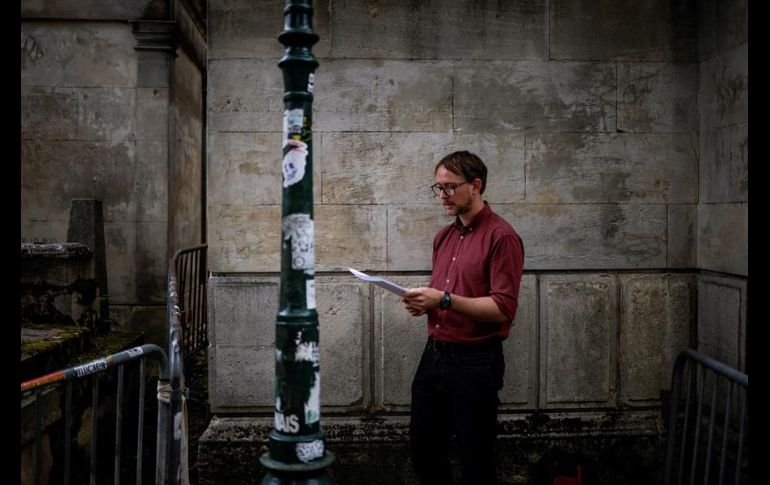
[454,201,492,233]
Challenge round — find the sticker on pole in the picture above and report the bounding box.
[282,139,308,188]
[282,213,315,271]
[296,440,324,463]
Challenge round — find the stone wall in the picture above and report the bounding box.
[199,0,748,481]
[695,0,748,372]
[20,0,206,344]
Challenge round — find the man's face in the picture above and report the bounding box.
[435,165,474,217]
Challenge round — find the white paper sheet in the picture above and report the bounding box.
[348,268,407,296]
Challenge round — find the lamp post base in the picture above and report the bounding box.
[260,452,336,485]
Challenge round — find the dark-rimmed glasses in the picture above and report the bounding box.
[430,182,470,197]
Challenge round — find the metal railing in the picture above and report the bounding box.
[664,349,749,485]
[172,244,208,366]
[20,260,191,485]
[21,344,171,485]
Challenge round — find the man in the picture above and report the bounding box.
[402,151,525,485]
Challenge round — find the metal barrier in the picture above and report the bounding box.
[21,260,191,485]
[664,349,749,485]
[21,344,171,485]
[172,244,208,367]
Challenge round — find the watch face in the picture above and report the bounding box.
[440,292,450,309]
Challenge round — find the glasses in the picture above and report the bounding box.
[430,182,470,197]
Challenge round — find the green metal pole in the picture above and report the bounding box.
[261,1,334,483]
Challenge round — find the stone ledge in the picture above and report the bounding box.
[198,411,663,484]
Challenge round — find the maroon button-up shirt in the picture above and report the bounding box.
[427,202,525,344]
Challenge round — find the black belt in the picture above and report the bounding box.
[427,336,501,354]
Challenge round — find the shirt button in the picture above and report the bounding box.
[460,236,464,240]
[452,256,456,261]
[436,324,440,328]
[446,279,449,283]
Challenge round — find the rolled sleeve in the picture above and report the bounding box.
[488,233,525,322]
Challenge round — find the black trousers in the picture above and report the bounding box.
[410,338,505,485]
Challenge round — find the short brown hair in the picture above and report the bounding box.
[434,151,488,194]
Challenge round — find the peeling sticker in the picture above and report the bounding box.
[306,279,316,309]
[74,359,108,378]
[275,411,300,434]
[307,73,315,93]
[282,139,308,188]
[296,440,324,463]
[295,341,319,365]
[305,371,321,425]
[284,108,304,139]
[282,214,315,271]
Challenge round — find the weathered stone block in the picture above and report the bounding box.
[619,274,695,404]
[208,0,331,60]
[329,0,548,60]
[315,205,388,272]
[208,204,281,273]
[540,274,617,407]
[314,60,453,132]
[525,133,697,204]
[21,23,137,87]
[495,204,667,270]
[321,132,525,205]
[209,346,275,410]
[699,43,747,130]
[375,275,431,409]
[500,274,537,408]
[77,88,136,142]
[135,141,168,223]
[667,204,696,268]
[208,275,276,347]
[211,202,387,273]
[315,277,370,409]
[207,59,283,133]
[454,61,616,133]
[697,274,747,372]
[21,0,149,19]
[387,207,448,271]
[699,123,748,204]
[321,132,451,205]
[209,132,278,206]
[550,0,697,62]
[136,88,169,141]
[697,0,747,62]
[21,221,68,244]
[21,140,136,224]
[618,63,698,133]
[697,203,747,276]
[21,87,78,140]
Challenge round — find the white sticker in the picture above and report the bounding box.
[295,341,319,365]
[307,73,315,93]
[282,214,315,271]
[282,139,308,188]
[283,109,304,140]
[296,440,324,463]
[74,359,108,377]
[306,279,316,309]
[304,371,321,425]
[126,347,144,357]
[275,411,300,434]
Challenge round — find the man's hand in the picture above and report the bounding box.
[401,287,443,316]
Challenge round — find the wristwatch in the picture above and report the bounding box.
[439,291,452,310]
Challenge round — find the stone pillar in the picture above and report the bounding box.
[67,198,110,325]
[130,18,179,265]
